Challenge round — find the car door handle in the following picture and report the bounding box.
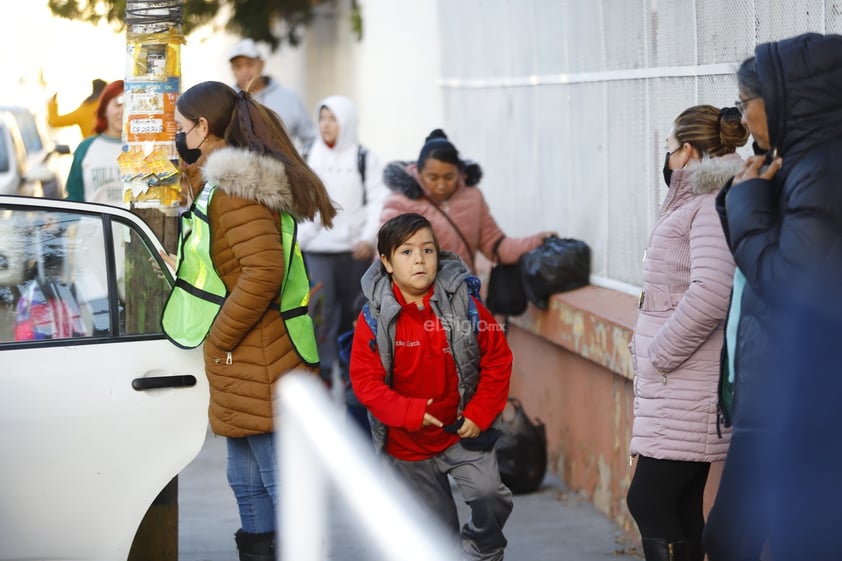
[132,375,197,391]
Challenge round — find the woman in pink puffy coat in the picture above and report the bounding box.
[380,129,552,273]
[626,105,748,561]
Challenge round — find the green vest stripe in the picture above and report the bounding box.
[173,278,227,305]
[162,184,320,366]
[280,306,308,320]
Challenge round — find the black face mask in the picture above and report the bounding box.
[662,151,673,187]
[175,131,203,165]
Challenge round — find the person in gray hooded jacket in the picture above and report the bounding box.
[350,213,513,561]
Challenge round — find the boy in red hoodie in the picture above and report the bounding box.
[350,212,513,561]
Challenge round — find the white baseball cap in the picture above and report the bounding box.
[228,38,262,61]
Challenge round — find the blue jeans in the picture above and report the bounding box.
[226,433,278,533]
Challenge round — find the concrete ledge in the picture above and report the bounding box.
[503,283,723,536]
[509,285,638,379]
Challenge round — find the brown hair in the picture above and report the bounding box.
[673,104,749,157]
[176,81,336,226]
[378,213,440,261]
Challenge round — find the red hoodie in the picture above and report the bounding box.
[350,284,512,461]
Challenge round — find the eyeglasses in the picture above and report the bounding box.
[735,95,760,115]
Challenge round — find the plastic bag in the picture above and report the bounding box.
[493,398,547,494]
[485,236,528,317]
[520,236,590,309]
[485,263,527,317]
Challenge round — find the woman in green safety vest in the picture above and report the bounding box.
[166,80,336,561]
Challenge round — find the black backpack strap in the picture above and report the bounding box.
[357,145,368,205]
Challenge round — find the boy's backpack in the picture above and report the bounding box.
[338,275,483,359]
[360,275,483,352]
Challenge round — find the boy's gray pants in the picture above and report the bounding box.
[389,442,513,561]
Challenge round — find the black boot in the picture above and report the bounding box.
[234,529,275,561]
[641,538,690,561]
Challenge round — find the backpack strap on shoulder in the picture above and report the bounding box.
[466,275,482,334]
[357,145,368,205]
[361,302,378,352]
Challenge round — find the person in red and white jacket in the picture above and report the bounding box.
[350,212,513,561]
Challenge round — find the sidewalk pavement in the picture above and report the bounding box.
[178,427,642,561]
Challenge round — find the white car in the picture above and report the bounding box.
[0,107,70,198]
[0,195,208,560]
[0,105,70,199]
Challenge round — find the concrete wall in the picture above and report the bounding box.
[506,287,723,534]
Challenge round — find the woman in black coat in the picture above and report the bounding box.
[704,32,842,561]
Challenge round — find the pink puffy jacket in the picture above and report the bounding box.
[380,162,544,272]
[629,154,742,462]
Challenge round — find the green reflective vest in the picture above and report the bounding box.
[161,183,319,366]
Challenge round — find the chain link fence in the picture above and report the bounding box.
[438,0,840,289]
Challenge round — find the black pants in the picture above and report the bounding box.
[304,251,370,383]
[627,455,710,543]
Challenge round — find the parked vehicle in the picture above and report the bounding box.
[0,106,70,198]
[0,195,208,559]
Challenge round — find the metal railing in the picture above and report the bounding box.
[276,371,456,560]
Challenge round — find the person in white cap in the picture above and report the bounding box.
[228,38,316,155]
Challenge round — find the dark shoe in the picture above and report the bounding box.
[641,538,689,561]
[234,529,275,561]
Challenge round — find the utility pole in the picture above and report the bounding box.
[121,2,185,559]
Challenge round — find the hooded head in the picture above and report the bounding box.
[748,32,842,157]
[315,95,358,152]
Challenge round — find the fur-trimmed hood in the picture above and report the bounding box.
[689,152,744,195]
[202,146,296,213]
[382,161,425,199]
[382,160,484,200]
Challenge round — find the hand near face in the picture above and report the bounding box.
[733,154,783,185]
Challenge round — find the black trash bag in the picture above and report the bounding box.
[493,398,547,494]
[485,236,528,317]
[520,236,590,309]
[485,263,528,317]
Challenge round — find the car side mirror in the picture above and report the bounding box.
[24,164,56,183]
[43,144,71,164]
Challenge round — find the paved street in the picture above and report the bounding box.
[178,426,642,561]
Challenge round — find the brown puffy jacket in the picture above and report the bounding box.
[200,147,315,437]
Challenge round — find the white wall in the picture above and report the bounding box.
[180,0,444,164]
[298,0,444,162]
